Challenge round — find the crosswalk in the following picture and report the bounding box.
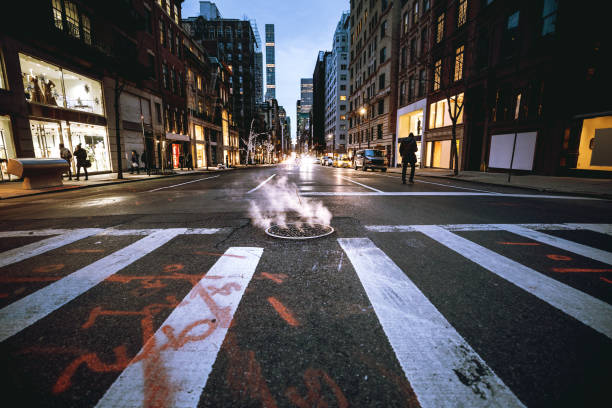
[0,223,610,407]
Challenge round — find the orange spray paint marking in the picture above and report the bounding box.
[600,277,612,284]
[33,264,65,273]
[546,254,572,261]
[164,264,184,273]
[498,242,540,246]
[66,249,104,254]
[268,297,300,327]
[285,369,349,408]
[552,268,612,273]
[53,346,130,394]
[261,273,288,284]
[194,251,247,259]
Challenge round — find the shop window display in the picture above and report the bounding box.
[19,54,104,115]
[0,116,16,181]
[30,120,62,159]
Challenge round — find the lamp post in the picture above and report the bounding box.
[359,106,370,149]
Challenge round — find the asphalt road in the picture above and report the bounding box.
[0,163,611,408]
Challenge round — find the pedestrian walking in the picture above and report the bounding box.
[141,151,149,174]
[74,144,89,181]
[186,151,194,170]
[400,133,418,184]
[59,143,72,180]
[130,150,140,174]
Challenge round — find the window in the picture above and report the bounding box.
[340,95,347,101]
[380,47,387,63]
[503,11,520,57]
[400,82,406,105]
[144,8,152,34]
[454,45,464,81]
[379,73,385,90]
[421,28,428,56]
[436,13,445,43]
[377,124,383,139]
[542,0,558,36]
[428,93,464,129]
[81,14,91,45]
[160,19,165,46]
[403,13,409,34]
[174,4,179,24]
[197,75,202,91]
[413,1,419,24]
[378,100,385,115]
[381,21,387,38]
[457,0,467,27]
[64,1,80,39]
[418,69,426,97]
[408,76,415,100]
[155,103,162,123]
[424,0,430,11]
[0,50,7,90]
[410,38,417,62]
[433,59,441,91]
[162,63,168,89]
[52,0,63,30]
[401,47,407,69]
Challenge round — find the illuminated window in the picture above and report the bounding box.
[454,45,464,81]
[436,13,445,43]
[433,59,441,91]
[413,1,419,24]
[52,0,63,30]
[340,95,347,101]
[197,75,202,91]
[160,19,165,45]
[166,0,171,15]
[174,4,179,24]
[64,1,80,39]
[457,0,467,27]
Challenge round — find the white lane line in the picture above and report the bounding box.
[499,224,612,265]
[414,225,612,339]
[365,224,581,233]
[565,223,612,236]
[0,228,225,238]
[247,173,276,193]
[96,246,263,408]
[300,192,599,200]
[338,238,524,408]
[148,175,220,192]
[0,229,186,343]
[0,229,103,269]
[340,176,383,193]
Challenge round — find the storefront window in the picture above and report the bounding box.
[429,93,464,129]
[575,116,612,171]
[19,54,104,115]
[194,125,204,141]
[29,120,110,171]
[196,144,205,167]
[0,116,16,181]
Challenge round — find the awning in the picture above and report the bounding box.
[165,132,190,142]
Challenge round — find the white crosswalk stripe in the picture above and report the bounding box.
[499,224,612,265]
[339,238,525,408]
[96,247,263,408]
[0,229,186,342]
[0,228,103,268]
[413,225,612,339]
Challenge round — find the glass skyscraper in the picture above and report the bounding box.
[265,24,276,100]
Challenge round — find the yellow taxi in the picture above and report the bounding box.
[333,155,351,168]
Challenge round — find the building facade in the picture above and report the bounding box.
[348,0,402,164]
[264,24,276,101]
[312,51,330,154]
[324,12,350,157]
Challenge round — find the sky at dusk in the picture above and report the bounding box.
[182,0,350,142]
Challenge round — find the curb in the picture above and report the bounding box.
[384,169,611,200]
[0,166,275,200]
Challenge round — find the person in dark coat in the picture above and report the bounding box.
[141,151,148,172]
[130,150,140,174]
[399,133,418,184]
[186,151,194,170]
[74,144,88,181]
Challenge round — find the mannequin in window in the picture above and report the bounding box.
[29,76,44,104]
[42,79,58,106]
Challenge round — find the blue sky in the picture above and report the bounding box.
[182,0,350,141]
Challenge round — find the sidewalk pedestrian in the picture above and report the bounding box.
[74,144,88,181]
[400,133,417,184]
[130,150,140,174]
[186,151,194,170]
[59,143,72,180]
[141,151,148,173]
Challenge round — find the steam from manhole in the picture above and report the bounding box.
[265,223,335,240]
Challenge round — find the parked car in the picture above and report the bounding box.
[333,155,351,168]
[314,157,321,164]
[354,149,387,172]
[322,156,333,166]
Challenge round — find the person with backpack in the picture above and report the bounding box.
[74,144,88,181]
[59,143,72,180]
[130,150,140,175]
[399,132,418,184]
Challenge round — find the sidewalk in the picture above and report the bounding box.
[0,167,232,200]
[387,167,612,199]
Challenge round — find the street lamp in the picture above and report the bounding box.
[359,106,370,149]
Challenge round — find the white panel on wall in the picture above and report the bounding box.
[120,93,141,122]
[489,132,537,170]
[440,140,451,168]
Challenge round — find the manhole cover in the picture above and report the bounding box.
[265,223,335,240]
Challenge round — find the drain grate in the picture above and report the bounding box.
[265,223,335,240]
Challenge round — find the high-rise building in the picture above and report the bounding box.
[312,51,331,154]
[265,24,276,100]
[298,78,314,151]
[325,12,350,156]
[251,20,264,104]
[300,78,313,112]
[348,0,401,164]
[199,1,221,20]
